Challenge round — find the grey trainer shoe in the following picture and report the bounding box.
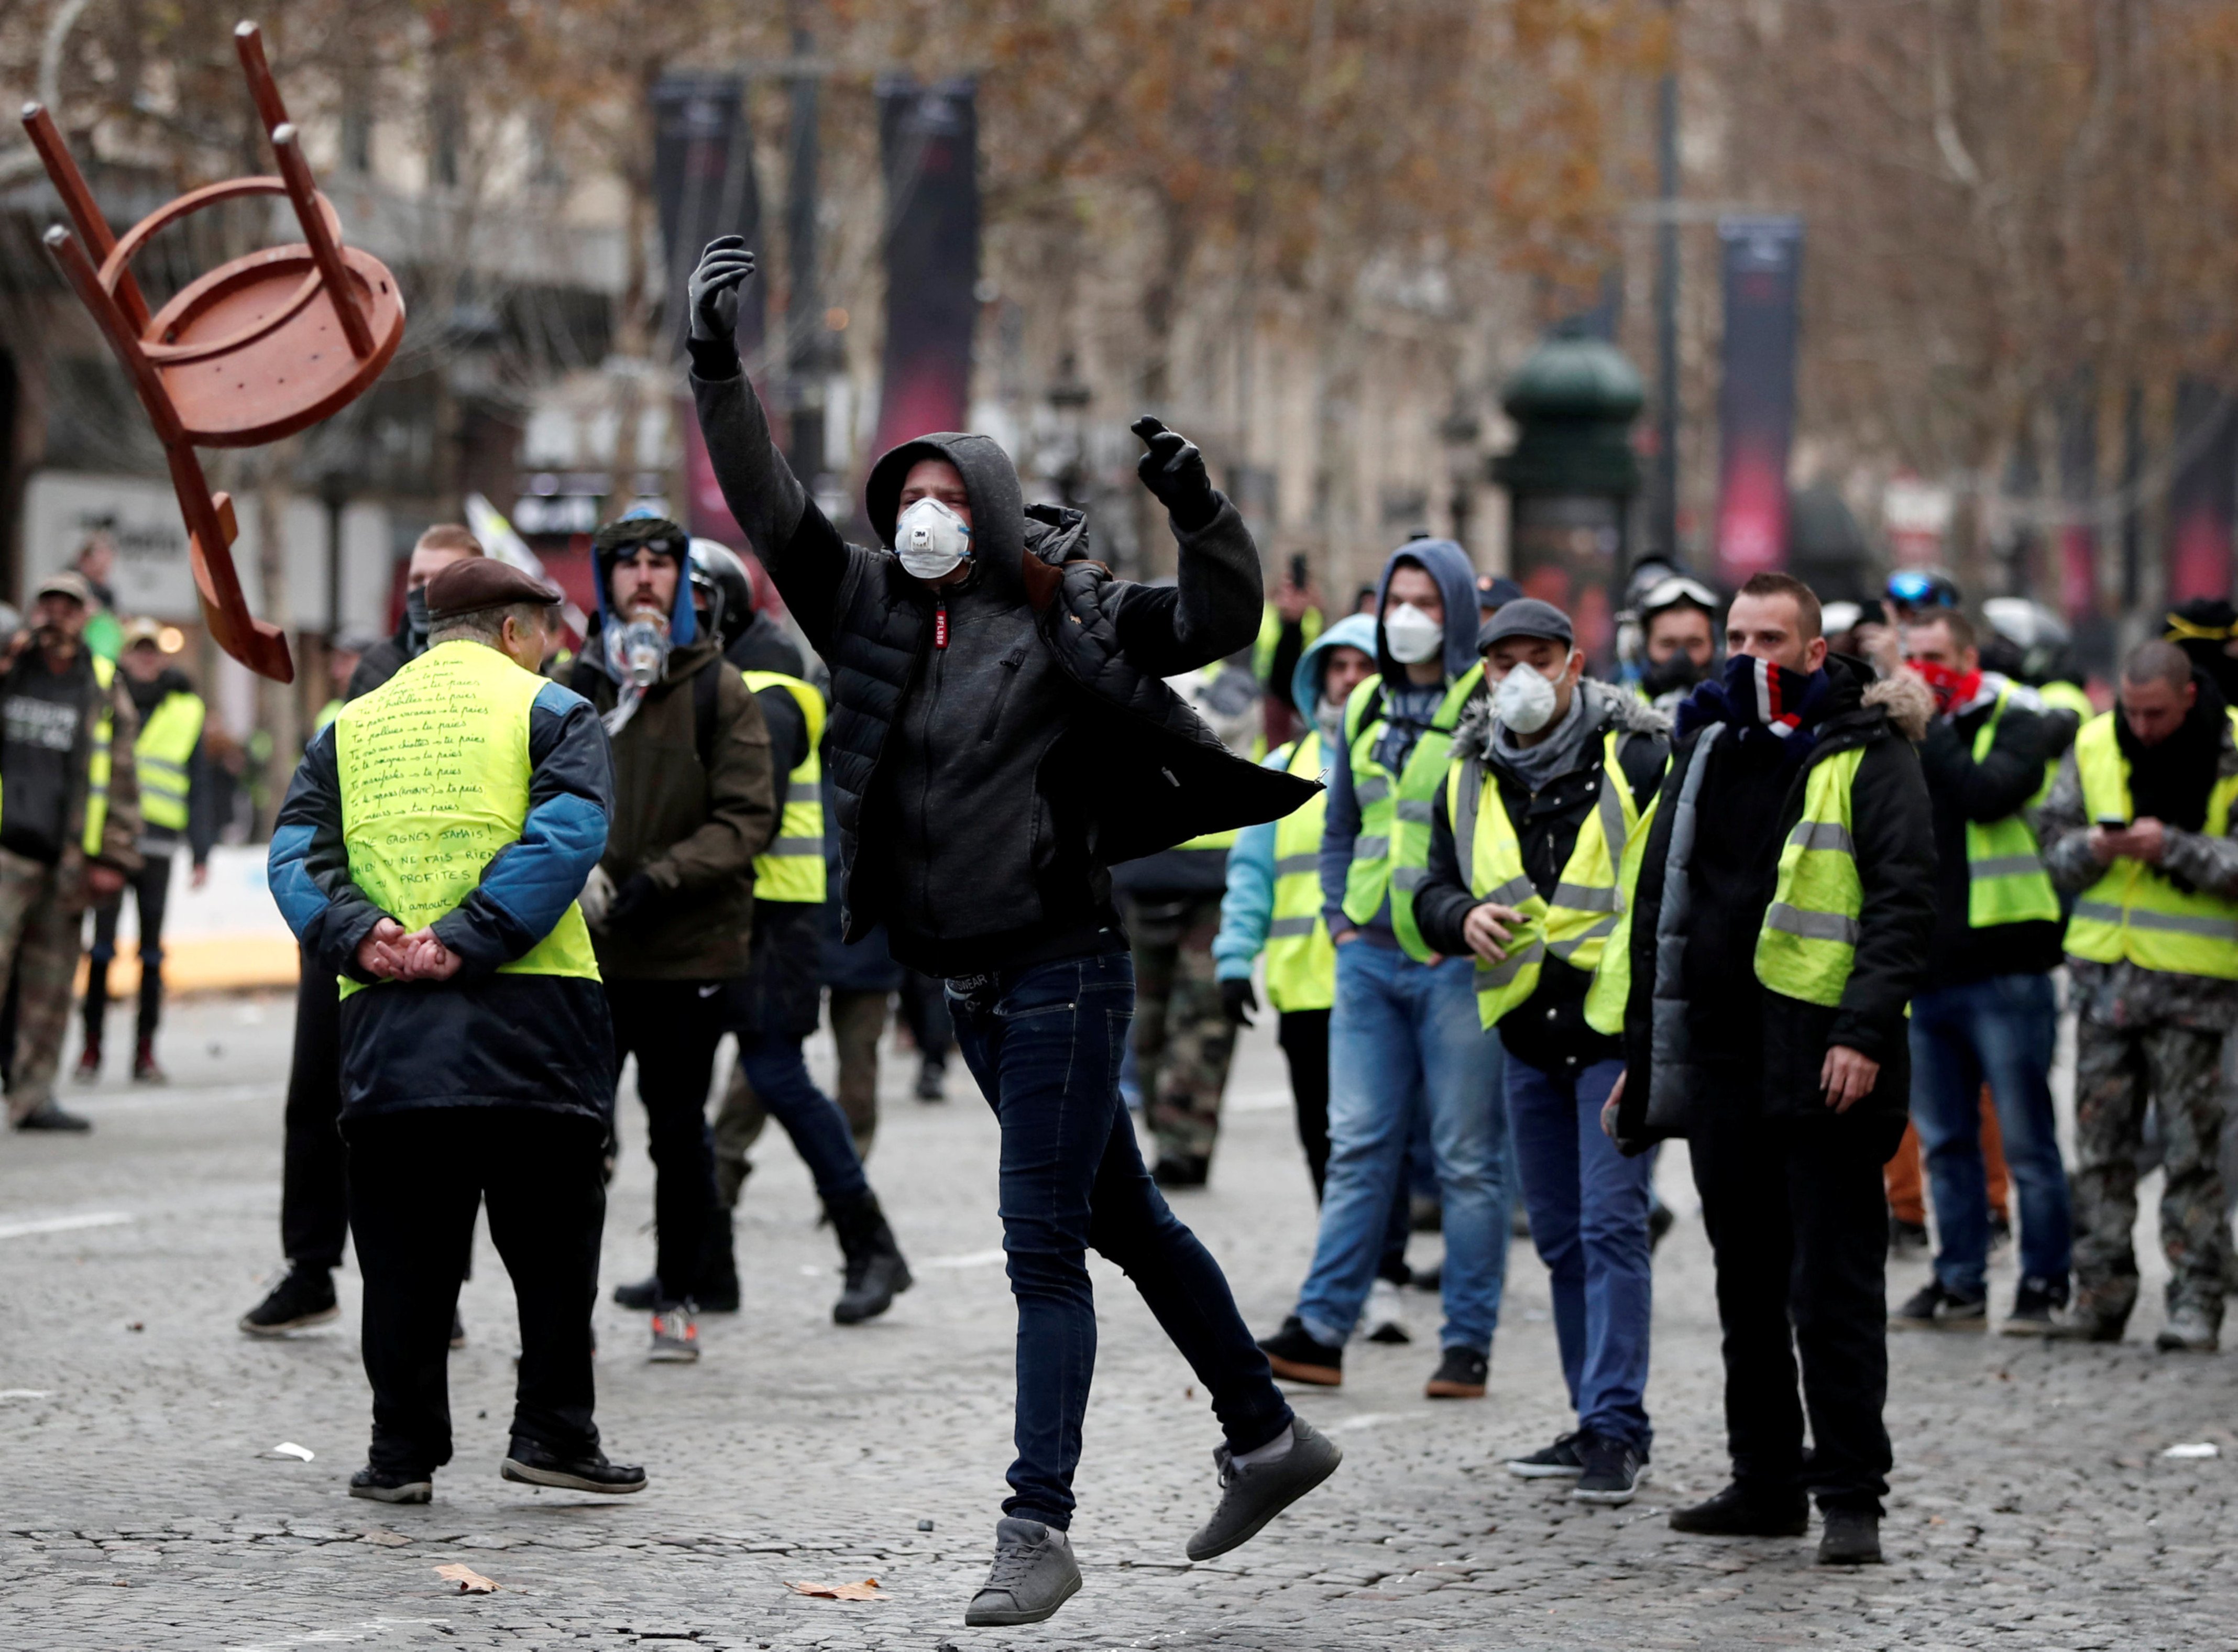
[2155,1306,2221,1353]
[1186,1416,1343,1561]
[965,1517,1081,1627]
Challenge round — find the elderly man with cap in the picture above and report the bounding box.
[79,616,213,1084]
[4,569,141,1132]
[1413,598,1670,1504]
[268,558,640,1506]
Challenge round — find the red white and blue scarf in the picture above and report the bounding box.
[1673,653,1834,759]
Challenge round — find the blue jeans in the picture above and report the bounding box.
[949,951,1291,1529]
[1506,1055,1653,1451]
[1908,973,2071,1297]
[734,1036,870,1204]
[1296,942,1510,1353]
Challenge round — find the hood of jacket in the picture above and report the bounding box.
[1862,664,1934,742]
[1452,674,1668,765]
[1373,538,1480,683]
[865,432,1036,605]
[1289,612,1381,722]
[591,526,698,651]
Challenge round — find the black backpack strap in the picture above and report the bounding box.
[693,656,721,772]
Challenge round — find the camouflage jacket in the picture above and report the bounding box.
[2040,721,2238,1029]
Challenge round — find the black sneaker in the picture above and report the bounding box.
[611,1274,663,1311]
[1887,1217,1929,1256]
[1153,1155,1209,1190]
[1424,1346,1488,1399]
[1258,1316,1343,1386]
[500,1438,646,1494]
[1506,1431,1586,1479]
[14,1102,91,1132]
[239,1265,339,1336]
[915,1058,947,1102]
[1648,1203,1676,1251]
[1893,1281,1987,1331]
[1572,1434,1648,1505]
[1999,1280,2066,1337]
[1669,1482,1808,1537]
[348,1466,432,1504]
[1817,1506,1883,1565]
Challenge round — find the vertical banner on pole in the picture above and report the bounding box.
[872,75,979,459]
[654,73,762,546]
[2168,380,2237,605]
[1714,216,1803,588]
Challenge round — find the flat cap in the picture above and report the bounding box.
[1479,596,1574,651]
[425,557,563,621]
[34,570,91,605]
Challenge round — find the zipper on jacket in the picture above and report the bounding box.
[935,591,949,651]
[979,645,1029,741]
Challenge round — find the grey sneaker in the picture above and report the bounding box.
[965,1517,1081,1627]
[1185,1416,1343,1561]
[1892,1281,1986,1331]
[2155,1307,2221,1353]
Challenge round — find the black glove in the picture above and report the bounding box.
[1220,976,1258,1028]
[1131,415,1219,532]
[688,236,758,344]
[604,872,666,935]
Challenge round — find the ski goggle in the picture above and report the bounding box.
[1639,575,1720,617]
[1885,569,1959,610]
[2166,612,2238,643]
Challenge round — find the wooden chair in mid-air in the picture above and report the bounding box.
[21,20,405,682]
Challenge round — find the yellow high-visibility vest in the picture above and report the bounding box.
[1452,729,1645,1029]
[1754,747,1869,1007]
[1964,684,2060,928]
[333,640,600,997]
[1263,731,1335,1013]
[1340,664,1484,961]
[2066,708,2238,979]
[136,689,204,833]
[742,670,828,905]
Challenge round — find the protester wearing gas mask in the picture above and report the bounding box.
[688,239,1335,1628]
[1257,539,1515,1406]
[567,515,776,1366]
[243,524,486,1340]
[1412,598,1671,1504]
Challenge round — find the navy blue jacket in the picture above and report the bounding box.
[268,668,617,1122]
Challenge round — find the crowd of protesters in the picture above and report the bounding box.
[12,238,2238,1629]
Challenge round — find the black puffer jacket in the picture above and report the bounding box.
[1608,657,1936,1153]
[692,357,1315,977]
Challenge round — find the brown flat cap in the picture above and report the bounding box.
[425,558,563,621]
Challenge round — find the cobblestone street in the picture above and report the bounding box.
[3,994,2235,1651]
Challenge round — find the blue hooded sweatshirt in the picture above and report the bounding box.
[1317,539,1481,944]
[1213,613,1381,983]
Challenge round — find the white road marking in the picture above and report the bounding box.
[0,1210,133,1240]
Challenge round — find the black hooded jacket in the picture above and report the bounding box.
[691,351,1315,977]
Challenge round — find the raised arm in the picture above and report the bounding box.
[1111,417,1263,676]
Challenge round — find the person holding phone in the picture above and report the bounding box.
[2038,639,2238,1353]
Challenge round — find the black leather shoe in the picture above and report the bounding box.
[1152,1154,1209,1190]
[1669,1482,1808,1537]
[611,1274,663,1312]
[1257,1316,1342,1386]
[349,1465,432,1504]
[1817,1507,1883,1565]
[500,1438,646,1494]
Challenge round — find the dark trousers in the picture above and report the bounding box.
[1277,1008,1332,1195]
[346,1107,605,1474]
[84,852,171,1047]
[281,951,349,1271]
[732,1034,872,1203]
[898,968,953,1064]
[606,977,726,1305]
[1690,1108,1895,1513]
[949,950,1292,1529]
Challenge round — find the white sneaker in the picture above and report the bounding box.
[1362,1278,1411,1345]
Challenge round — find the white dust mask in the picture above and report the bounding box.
[1383,602,1443,665]
[1493,662,1560,734]
[895,497,973,580]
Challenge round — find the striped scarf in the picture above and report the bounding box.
[1673,653,1834,761]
